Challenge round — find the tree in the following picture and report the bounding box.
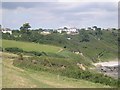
[80,28,85,30]
[20,23,31,33]
[80,30,90,42]
[38,28,43,32]
[64,46,67,48]
[93,26,97,30]
[64,27,68,29]
[95,28,102,40]
[53,30,58,33]
[82,34,90,42]
[87,27,92,30]
[0,24,1,30]
[61,31,66,34]
[112,28,116,30]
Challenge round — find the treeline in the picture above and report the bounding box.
[2,29,118,50]
[2,23,118,50]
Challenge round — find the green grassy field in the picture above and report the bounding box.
[2,37,118,62]
[2,52,111,88]
[2,39,61,53]
[2,39,92,66]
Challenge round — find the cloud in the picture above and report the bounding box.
[2,0,119,2]
[2,2,118,29]
[2,2,49,9]
[2,0,58,2]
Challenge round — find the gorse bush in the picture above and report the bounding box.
[4,47,46,57]
[0,47,3,51]
[28,51,42,56]
[5,47,23,53]
[60,69,118,87]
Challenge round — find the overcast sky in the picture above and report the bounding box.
[1,1,118,29]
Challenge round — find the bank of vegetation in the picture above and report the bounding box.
[1,23,119,87]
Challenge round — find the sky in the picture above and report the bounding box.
[1,1,118,29]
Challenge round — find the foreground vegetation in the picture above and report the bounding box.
[13,55,119,87]
[2,52,111,88]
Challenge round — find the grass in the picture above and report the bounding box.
[2,37,118,62]
[2,39,90,61]
[1,30,118,88]
[0,54,2,89]
[58,50,92,65]
[2,52,111,88]
[2,39,61,53]
[2,39,92,66]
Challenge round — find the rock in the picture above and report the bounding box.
[77,63,86,70]
[32,60,37,64]
[61,65,66,69]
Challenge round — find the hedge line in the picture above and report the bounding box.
[4,47,46,56]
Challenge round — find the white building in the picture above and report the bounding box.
[57,27,78,34]
[1,28,12,34]
[57,29,63,33]
[41,31,51,35]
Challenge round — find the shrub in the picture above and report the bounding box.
[0,47,3,51]
[5,47,23,53]
[28,51,42,56]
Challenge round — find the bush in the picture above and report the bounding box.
[60,69,118,87]
[0,47,3,51]
[5,47,23,53]
[4,47,43,56]
[28,51,42,56]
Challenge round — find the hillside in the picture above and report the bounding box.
[2,39,61,53]
[2,52,111,88]
[2,40,119,87]
[2,39,92,66]
[2,29,118,62]
[1,29,119,88]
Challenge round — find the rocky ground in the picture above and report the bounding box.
[93,61,119,79]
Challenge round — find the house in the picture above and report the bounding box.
[67,37,71,40]
[74,51,80,54]
[40,31,51,35]
[1,28,12,34]
[57,27,78,35]
[73,51,80,54]
[57,28,63,33]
